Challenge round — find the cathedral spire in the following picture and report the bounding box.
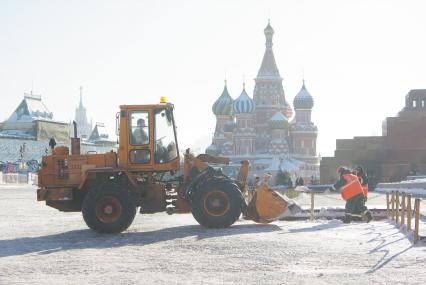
[253,20,292,130]
[264,19,274,49]
[257,20,280,78]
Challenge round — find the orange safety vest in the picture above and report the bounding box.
[341,173,364,201]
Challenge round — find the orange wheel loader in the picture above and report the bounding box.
[37,99,295,233]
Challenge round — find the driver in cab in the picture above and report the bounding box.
[132,118,149,145]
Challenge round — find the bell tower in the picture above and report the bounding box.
[253,20,292,151]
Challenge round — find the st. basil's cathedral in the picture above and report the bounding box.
[206,21,320,185]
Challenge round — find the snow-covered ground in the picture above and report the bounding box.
[0,186,425,285]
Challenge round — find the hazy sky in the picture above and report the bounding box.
[1,0,425,156]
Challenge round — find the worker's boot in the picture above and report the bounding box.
[343,214,351,224]
[363,210,373,223]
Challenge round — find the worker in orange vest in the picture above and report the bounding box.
[330,166,373,223]
[354,166,368,203]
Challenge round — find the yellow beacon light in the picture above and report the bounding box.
[160,96,167,103]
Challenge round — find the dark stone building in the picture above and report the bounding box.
[321,89,426,185]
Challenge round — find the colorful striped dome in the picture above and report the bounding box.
[212,83,233,116]
[233,87,255,114]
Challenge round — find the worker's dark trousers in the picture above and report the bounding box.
[345,193,368,221]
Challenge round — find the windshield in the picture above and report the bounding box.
[154,108,178,163]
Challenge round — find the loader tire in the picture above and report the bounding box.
[191,179,242,228]
[82,184,136,233]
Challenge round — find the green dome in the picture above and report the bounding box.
[268,112,289,129]
[212,84,233,116]
[206,144,221,156]
[293,80,314,109]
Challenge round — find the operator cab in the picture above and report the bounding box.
[117,100,180,171]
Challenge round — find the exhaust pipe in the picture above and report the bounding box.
[71,121,81,155]
[73,121,78,138]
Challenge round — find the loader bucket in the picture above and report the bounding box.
[243,175,301,223]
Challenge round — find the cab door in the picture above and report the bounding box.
[128,110,152,167]
[118,107,155,170]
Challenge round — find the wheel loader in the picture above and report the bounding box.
[37,98,296,233]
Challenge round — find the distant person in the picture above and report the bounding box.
[295,177,303,186]
[287,177,293,188]
[132,118,149,145]
[330,166,373,224]
[354,166,368,203]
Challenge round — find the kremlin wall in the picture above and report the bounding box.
[321,89,426,185]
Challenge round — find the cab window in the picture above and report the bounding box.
[130,111,149,145]
[154,108,178,163]
[129,149,151,164]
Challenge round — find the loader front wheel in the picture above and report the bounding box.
[191,180,242,228]
[82,184,136,233]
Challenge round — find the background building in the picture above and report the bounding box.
[0,92,69,143]
[0,90,116,165]
[321,89,426,185]
[74,86,92,139]
[206,21,319,185]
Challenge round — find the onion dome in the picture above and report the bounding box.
[269,112,288,129]
[223,120,237,132]
[293,80,314,109]
[212,82,233,116]
[233,85,255,114]
[206,144,220,156]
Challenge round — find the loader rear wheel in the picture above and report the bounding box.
[191,180,242,228]
[82,184,136,233]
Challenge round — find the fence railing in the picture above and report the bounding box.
[0,172,38,185]
[386,191,424,243]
